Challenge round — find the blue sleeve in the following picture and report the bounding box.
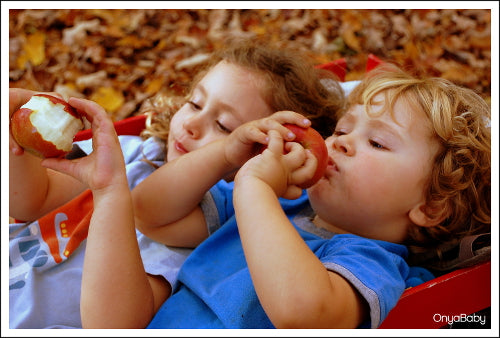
[405,266,434,287]
[320,235,409,328]
[200,180,235,235]
[201,182,308,235]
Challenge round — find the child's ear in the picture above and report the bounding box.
[409,202,449,228]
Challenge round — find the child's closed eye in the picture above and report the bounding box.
[216,120,232,133]
[188,101,201,110]
[369,139,388,150]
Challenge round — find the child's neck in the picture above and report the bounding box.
[312,215,351,235]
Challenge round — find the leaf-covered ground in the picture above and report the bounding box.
[9,9,491,121]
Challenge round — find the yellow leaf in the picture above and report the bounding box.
[24,31,46,66]
[117,35,152,48]
[90,87,125,114]
[16,53,29,70]
[145,77,164,95]
[248,25,267,35]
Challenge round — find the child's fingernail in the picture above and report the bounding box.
[287,132,295,139]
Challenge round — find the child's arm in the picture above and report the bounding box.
[9,88,87,221]
[132,111,312,247]
[132,138,238,247]
[233,130,367,328]
[42,98,170,328]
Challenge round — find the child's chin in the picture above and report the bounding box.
[306,178,329,197]
[166,149,181,162]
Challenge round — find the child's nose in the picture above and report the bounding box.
[183,115,203,138]
[332,135,354,156]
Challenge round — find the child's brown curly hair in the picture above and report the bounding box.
[139,38,345,146]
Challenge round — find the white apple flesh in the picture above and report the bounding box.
[11,94,84,158]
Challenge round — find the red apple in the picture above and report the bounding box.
[10,94,84,158]
[260,123,328,189]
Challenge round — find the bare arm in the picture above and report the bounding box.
[233,131,367,328]
[82,183,170,328]
[132,139,233,246]
[42,97,169,328]
[132,111,312,247]
[9,88,86,221]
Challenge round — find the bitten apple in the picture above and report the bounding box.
[10,94,84,158]
[260,123,328,189]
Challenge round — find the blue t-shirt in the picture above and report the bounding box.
[148,180,429,329]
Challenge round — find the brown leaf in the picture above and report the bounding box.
[9,9,491,121]
[117,35,153,48]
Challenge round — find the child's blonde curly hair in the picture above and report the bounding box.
[347,64,491,256]
[138,38,345,146]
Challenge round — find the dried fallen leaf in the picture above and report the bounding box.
[9,9,491,121]
[23,31,46,67]
[90,87,125,116]
[145,77,166,95]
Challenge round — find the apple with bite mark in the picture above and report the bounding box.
[10,94,84,158]
[260,123,328,189]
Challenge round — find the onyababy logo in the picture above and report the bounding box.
[433,313,487,326]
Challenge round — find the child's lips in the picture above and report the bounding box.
[174,140,189,154]
[326,157,339,174]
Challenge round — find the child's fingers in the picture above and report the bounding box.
[294,150,317,176]
[41,156,84,180]
[270,111,311,128]
[292,151,317,186]
[68,97,110,127]
[266,130,285,154]
[247,111,310,148]
[68,98,118,142]
[243,123,270,146]
[281,185,304,200]
[9,89,34,116]
[259,111,311,142]
[9,141,24,156]
[9,129,24,155]
[256,118,296,142]
[284,142,308,167]
[285,144,317,186]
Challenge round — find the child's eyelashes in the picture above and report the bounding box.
[369,140,387,150]
[186,98,232,133]
[187,101,232,133]
[333,129,389,150]
[188,100,201,110]
[216,121,232,133]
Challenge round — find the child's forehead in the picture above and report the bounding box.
[202,61,268,89]
[344,93,428,128]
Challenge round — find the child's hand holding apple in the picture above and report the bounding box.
[10,94,84,158]
[258,123,328,189]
